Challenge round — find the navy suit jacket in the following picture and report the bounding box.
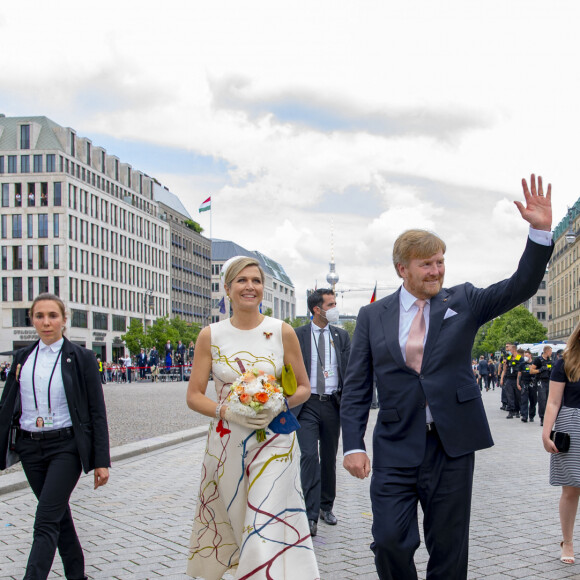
[293,323,351,418]
[340,237,553,468]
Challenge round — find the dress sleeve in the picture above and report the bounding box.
[550,358,567,382]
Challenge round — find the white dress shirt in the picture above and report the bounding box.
[309,322,339,395]
[19,338,73,431]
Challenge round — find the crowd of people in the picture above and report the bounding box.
[2,176,580,579]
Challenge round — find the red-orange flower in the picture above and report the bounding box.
[239,393,252,405]
[254,392,269,404]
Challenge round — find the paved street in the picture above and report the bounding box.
[1,388,578,579]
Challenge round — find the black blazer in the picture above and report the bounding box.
[341,237,553,468]
[0,337,110,473]
[293,323,351,417]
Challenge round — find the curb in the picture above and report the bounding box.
[0,425,209,496]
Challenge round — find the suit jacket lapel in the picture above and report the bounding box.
[380,290,407,370]
[422,289,450,366]
[60,338,76,403]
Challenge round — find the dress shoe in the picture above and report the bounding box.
[521,418,528,422]
[540,419,544,426]
[529,417,534,422]
[500,405,507,411]
[308,519,317,537]
[506,413,514,419]
[320,509,337,525]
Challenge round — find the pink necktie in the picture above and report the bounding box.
[406,299,426,373]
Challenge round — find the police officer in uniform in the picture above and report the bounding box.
[501,342,522,419]
[531,345,553,426]
[517,349,537,422]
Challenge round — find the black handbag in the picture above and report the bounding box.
[550,430,571,453]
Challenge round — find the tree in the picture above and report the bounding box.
[263,307,273,317]
[184,219,204,233]
[121,318,145,355]
[342,320,357,339]
[147,316,202,353]
[473,306,547,358]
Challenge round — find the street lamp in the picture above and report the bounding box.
[566,207,577,245]
[143,289,154,338]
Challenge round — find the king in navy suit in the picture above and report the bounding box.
[340,175,554,580]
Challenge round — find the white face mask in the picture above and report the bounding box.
[323,306,340,324]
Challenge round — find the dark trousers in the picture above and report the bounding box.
[16,433,84,580]
[370,429,475,580]
[480,374,489,390]
[519,383,537,420]
[505,379,519,413]
[296,395,340,521]
[537,378,549,419]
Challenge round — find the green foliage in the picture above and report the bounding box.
[341,319,357,339]
[184,219,203,233]
[263,307,273,317]
[121,316,202,355]
[472,306,547,358]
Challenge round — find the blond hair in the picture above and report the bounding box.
[563,322,580,382]
[224,257,265,289]
[392,230,446,278]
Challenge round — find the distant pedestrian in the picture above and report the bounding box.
[542,322,580,565]
[0,293,110,579]
[137,348,148,380]
[532,345,553,426]
[188,340,195,363]
[477,355,490,391]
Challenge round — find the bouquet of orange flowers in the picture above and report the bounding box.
[226,367,286,441]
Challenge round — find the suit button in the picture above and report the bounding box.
[419,374,424,380]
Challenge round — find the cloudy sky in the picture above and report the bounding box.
[2,1,578,315]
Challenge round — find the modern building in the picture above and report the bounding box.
[211,239,296,323]
[0,114,173,360]
[522,270,548,330]
[548,202,580,341]
[154,184,211,326]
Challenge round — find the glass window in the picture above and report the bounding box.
[46,154,56,172]
[93,312,108,330]
[21,156,30,173]
[15,183,21,206]
[53,246,59,269]
[71,309,87,328]
[12,277,22,301]
[53,214,59,238]
[12,246,22,269]
[38,214,48,238]
[27,246,33,269]
[7,156,17,173]
[20,125,30,149]
[27,183,35,206]
[12,215,22,238]
[2,277,6,301]
[39,276,49,294]
[1,184,8,207]
[1,216,6,239]
[54,276,60,297]
[0,156,4,174]
[38,245,48,269]
[112,314,126,332]
[33,155,43,173]
[27,214,33,238]
[53,182,62,206]
[40,182,48,206]
[1,246,6,270]
[12,308,30,327]
[28,277,33,301]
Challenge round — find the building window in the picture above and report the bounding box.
[0,156,4,174]
[15,183,21,206]
[93,312,108,330]
[27,246,33,269]
[12,308,30,327]
[0,215,5,239]
[54,277,60,297]
[2,277,7,301]
[71,309,87,328]
[27,183,35,206]
[112,314,126,332]
[7,156,16,173]
[21,156,30,173]
[537,296,546,305]
[38,214,48,238]
[39,276,49,294]
[40,182,48,206]
[54,246,59,269]
[70,132,76,157]
[38,245,48,269]
[33,155,43,173]
[537,311,546,321]
[54,182,62,206]
[13,277,22,301]
[27,214,33,238]
[28,277,34,301]
[1,247,6,270]
[46,154,56,172]
[53,214,59,238]
[12,215,22,238]
[1,184,8,207]
[12,246,22,270]
[20,125,30,149]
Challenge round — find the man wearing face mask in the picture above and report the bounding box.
[293,289,351,537]
[517,349,537,422]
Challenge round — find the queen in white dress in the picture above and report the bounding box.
[186,256,320,580]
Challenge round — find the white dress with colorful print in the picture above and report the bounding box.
[187,317,319,580]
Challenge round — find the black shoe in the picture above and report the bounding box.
[500,406,507,411]
[530,417,534,422]
[308,519,317,537]
[320,509,338,525]
[515,413,520,418]
[540,419,544,426]
[506,413,514,419]
[521,418,528,422]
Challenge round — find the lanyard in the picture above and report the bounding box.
[31,345,63,413]
[312,327,332,369]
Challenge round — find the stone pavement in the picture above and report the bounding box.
[1,389,578,579]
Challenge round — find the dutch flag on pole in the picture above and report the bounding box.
[199,197,211,213]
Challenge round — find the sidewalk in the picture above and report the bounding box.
[0,389,577,579]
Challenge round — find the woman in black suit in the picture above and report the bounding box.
[0,293,110,580]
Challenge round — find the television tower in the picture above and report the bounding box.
[326,220,339,291]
